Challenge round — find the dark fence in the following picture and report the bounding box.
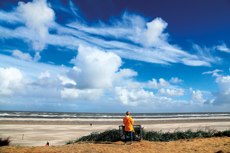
[119,125,142,141]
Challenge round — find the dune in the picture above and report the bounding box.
[1,137,230,153]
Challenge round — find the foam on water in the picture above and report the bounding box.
[0,111,230,119]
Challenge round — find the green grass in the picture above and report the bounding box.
[66,127,230,145]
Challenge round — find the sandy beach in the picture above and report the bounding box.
[0,117,230,146]
[1,138,230,153]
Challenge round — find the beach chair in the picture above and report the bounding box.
[119,125,142,141]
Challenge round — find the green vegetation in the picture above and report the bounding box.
[66,129,120,145]
[66,127,230,145]
[0,137,11,146]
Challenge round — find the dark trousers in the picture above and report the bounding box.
[125,131,133,143]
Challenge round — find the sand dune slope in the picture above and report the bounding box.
[1,137,230,153]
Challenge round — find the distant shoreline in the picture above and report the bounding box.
[1,117,230,125]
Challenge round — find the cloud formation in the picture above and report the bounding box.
[0,0,229,112]
[12,50,41,62]
[17,0,55,50]
[201,69,230,106]
[212,75,230,105]
[157,88,184,97]
[146,78,170,89]
[68,45,137,89]
[142,17,168,47]
[0,0,222,67]
[191,44,217,67]
[61,88,103,100]
[0,67,25,96]
[170,77,183,83]
[216,43,230,53]
[202,69,223,77]
[38,71,50,79]
[190,90,206,103]
[12,50,32,61]
[114,85,154,106]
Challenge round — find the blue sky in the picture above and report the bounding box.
[0,0,230,113]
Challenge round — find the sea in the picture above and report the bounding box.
[0,111,230,120]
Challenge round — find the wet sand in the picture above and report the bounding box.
[0,117,230,146]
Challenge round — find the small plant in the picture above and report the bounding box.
[66,140,74,145]
[222,130,230,137]
[0,137,11,146]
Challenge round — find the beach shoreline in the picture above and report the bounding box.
[0,117,230,146]
[1,117,230,125]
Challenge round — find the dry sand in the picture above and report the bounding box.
[0,117,230,147]
[1,137,230,153]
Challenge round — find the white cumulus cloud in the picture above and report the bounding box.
[58,75,76,86]
[157,88,184,97]
[146,78,170,89]
[68,45,136,89]
[170,77,183,83]
[212,75,230,105]
[114,82,188,109]
[114,85,154,106]
[142,17,168,47]
[32,71,61,87]
[114,68,138,85]
[190,90,205,103]
[0,67,25,96]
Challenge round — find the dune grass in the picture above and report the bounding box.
[66,129,121,144]
[66,127,230,145]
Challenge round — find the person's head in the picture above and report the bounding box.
[126,111,130,115]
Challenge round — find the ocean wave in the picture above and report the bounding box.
[0,111,230,119]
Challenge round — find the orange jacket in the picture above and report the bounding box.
[123,116,134,131]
